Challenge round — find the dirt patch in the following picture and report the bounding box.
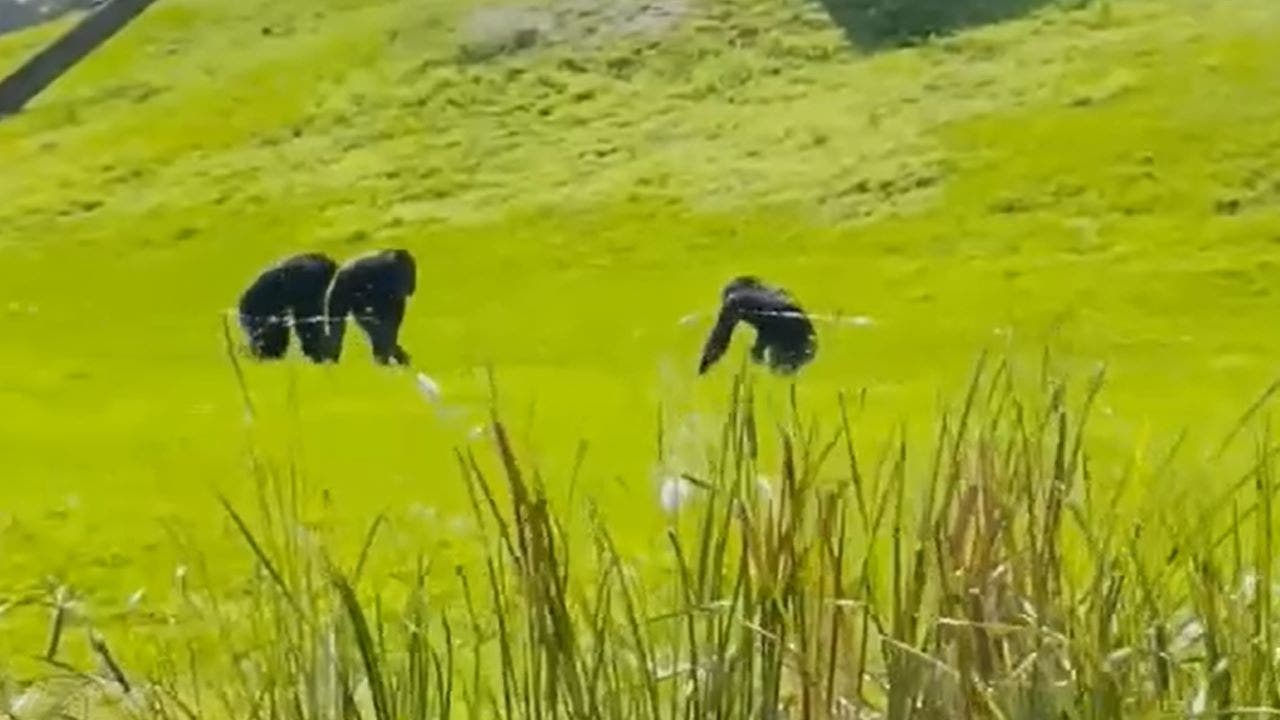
[456,0,689,61]
[456,6,553,62]
[548,0,688,45]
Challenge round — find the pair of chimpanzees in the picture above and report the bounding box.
[238,251,818,376]
[237,249,415,366]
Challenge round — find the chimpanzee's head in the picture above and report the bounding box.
[723,275,764,299]
[387,248,416,297]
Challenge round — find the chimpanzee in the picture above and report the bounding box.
[325,248,416,366]
[697,275,817,376]
[237,252,338,363]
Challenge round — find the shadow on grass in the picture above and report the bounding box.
[815,0,1064,48]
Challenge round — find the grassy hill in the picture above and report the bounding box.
[1,0,1279,663]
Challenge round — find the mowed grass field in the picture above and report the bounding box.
[1,0,1280,661]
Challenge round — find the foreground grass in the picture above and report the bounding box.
[1,0,1279,612]
[2,0,1280,687]
[8,360,1280,718]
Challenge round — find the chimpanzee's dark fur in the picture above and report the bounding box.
[325,249,416,366]
[237,252,338,363]
[697,276,817,376]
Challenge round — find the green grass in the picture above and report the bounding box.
[1,0,1280,679]
[13,363,1280,718]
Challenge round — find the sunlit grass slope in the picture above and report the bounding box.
[0,0,1279,655]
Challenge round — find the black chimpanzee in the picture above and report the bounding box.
[238,252,338,363]
[325,248,416,366]
[697,275,818,376]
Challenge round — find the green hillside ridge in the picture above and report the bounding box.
[3,0,1274,226]
[0,0,1279,662]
